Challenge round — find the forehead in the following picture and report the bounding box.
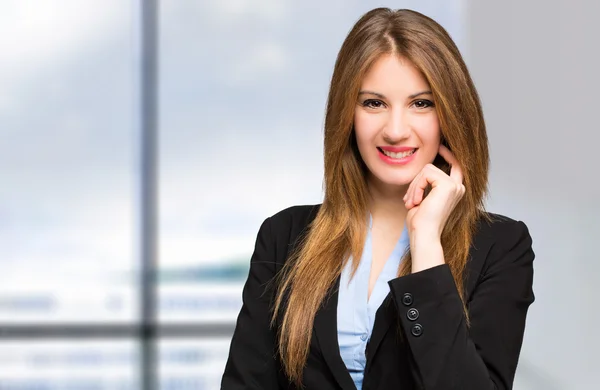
[360,54,430,94]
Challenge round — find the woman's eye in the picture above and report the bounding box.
[363,99,385,109]
[413,99,434,109]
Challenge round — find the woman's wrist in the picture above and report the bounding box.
[410,236,444,273]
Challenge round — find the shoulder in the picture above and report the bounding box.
[268,204,322,242]
[269,204,322,224]
[475,211,532,247]
[473,211,534,275]
[258,204,322,267]
[460,211,535,299]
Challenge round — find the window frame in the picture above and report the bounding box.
[0,1,234,389]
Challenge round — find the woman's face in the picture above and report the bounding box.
[354,54,441,194]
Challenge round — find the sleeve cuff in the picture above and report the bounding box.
[387,264,464,339]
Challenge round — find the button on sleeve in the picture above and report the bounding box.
[407,308,419,321]
[402,292,413,306]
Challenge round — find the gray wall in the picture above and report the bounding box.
[467,1,600,388]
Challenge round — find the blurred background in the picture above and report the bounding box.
[0,0,598,389]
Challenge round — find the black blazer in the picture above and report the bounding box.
[221,204,535,389]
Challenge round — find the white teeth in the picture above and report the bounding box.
[382,149,415,159]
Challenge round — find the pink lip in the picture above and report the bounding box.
[377,147,417,165]
[379,146,417,153]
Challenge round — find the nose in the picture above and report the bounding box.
[383,107,410,142]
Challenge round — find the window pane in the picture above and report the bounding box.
[0,0,137,322]
[159,339,230,390]
[157,1,325,324]
[0,340,138,389]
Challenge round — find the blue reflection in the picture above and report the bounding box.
[0,296,55,312]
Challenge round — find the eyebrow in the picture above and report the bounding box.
[358,90,433,99]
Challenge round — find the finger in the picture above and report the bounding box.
[404,175,416,207]
[404,167,420,202]
[406,164,440,207]
[412,164,445,204]
[410,169,431,207]
[438,144,464,183]
[404,171,420,208]
[411,175,426,206]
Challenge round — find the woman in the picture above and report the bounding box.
[221,8,534,390]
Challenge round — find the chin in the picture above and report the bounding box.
[369,172,415,190]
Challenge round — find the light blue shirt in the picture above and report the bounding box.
[336,216,409,390]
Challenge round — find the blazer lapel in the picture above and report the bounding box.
[313,277,357,390]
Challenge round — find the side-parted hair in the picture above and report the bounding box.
[272,8,490,386]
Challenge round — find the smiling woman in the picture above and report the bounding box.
[221,7,534,390]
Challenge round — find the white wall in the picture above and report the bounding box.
[467,1,600,388]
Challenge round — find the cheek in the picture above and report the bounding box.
[414,115,441,145]
[353,111,374,149]
[354,111,385,142]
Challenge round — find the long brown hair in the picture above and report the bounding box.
[272,8,489,385]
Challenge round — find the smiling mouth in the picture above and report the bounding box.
[377,147,417,159]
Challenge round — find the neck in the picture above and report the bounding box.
[367,175,409,225]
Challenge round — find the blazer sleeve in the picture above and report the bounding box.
[387,220,535,390]
[221,217,280,390]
